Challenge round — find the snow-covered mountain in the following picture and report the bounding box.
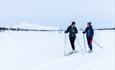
[14,21,59,30]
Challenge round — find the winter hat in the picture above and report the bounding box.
[71,21,76,25]
[87,22,92,26]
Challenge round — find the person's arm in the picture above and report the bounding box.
[75,27,78,33]
[65,26,70,33]
[83,27,87,34]
[90,28,94,37]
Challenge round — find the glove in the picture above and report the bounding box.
[82,31,85,34]
[64,31,67,33]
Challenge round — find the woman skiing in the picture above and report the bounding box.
[83,22,94,53]
[65,21,78,52]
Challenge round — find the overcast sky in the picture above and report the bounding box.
[0,0,114,29]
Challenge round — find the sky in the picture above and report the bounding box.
[0,0,115,29]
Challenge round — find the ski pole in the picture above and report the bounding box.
[83,34,86,52]
[93,40,103,49]
[76,35,84,56]
[76,35,83,51]
[64,33,67,56]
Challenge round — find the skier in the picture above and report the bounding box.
[65,21,78,52]
[83,22,94,53]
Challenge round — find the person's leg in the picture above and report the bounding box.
[69,37,75,51]
[89,37,93,51]
[72,37,76,50]
[87,37,92,51]
[89,44,92,50]
[87,37,93,53]
[69,37,73,50]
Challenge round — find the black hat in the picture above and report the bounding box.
[87,22,92,27]
[87,22,92,25]
[72,21,76,25]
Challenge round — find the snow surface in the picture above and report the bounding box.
[0,30,115,70]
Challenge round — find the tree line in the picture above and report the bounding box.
[0,27,63,32]
[0,27,115,32]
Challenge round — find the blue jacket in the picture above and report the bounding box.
[83,26,94,38]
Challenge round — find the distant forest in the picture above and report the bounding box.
[0,27,115,32]
[0,27,63,32]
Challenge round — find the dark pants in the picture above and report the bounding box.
[87,37,93,50]
[69,37,76,51]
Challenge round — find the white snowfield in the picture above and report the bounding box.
[0,30,115,70]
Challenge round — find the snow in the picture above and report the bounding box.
[0,30,115,70]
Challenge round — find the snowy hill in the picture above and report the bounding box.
[0,30,114,70]
[14,21,59,30]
